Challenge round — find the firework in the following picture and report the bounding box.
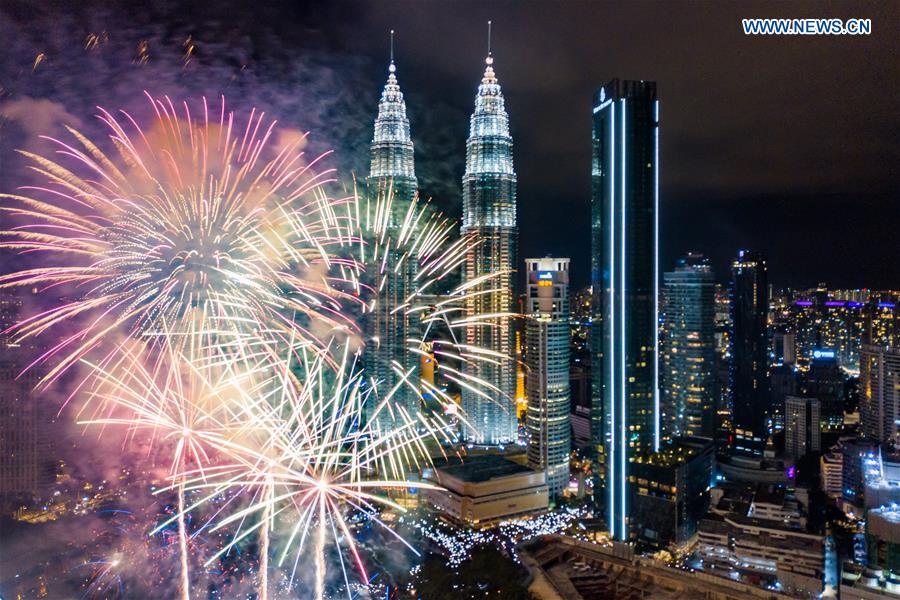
[4,93,519,599]
[154,343,441,600]
[74,183,516,599]
[338,182,517,446]
[0,93,359,386]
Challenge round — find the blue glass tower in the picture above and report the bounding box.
[461,51,518,445]
[729,250,769,456]
[363,43,420,430]
[590,79,660,541]
[661,253,717,440]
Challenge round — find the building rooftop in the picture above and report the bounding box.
[432,454,534,483]
[753,485,786,507]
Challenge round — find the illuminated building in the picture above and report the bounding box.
[461,40,519,445]
[729,250,769,457]
[698,484,825,597]
[590,79,659,540]
[714,284,731,361]
[421,454,548,525]
[524,257,571,497]
[629,436,713,548]
[775,289,898,372]
[570,286,592,412]
[820,449,844,497]
[773,331,796,365]
[805,349,845,430]
[784,396,821,459]
[661,253,716,440]
[842,438,880,505]
[516,331,527,419]
[860,344,900,445]
[363,38,420,429]
[840,504,900,599]
[420,343,435,388]
[769,364,798,433]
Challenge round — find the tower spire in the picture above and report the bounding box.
[390,29,394,66]
[461,19,517,445]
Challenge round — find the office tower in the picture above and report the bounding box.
[805,350,844,430]
[768,364,798,432]
[773,331,796,365]
[860,344,900,445]
[661,253,716,440]
[363,43,420,429]
[590,79,659,540]
[729,250,769,457]
[784,396,821,459]
[524,257,571,497]
[461,48,518,445]
[630,437,713,548]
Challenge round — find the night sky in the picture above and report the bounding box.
[2,0,897,288]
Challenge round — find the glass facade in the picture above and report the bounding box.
[363,60,420,430]
[590,79,659,541]
[461,56,519,445]
[729,250,769,457]
[661,254,716,440]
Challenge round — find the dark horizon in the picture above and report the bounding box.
[1,0,898,289]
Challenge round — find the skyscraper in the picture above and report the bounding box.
[805,350,844,431]
[461,47,518,445]
[729,250,769,457]
[661,253,716,440]
[590,79,659,540]
[784,396,821,459]
[860,344,900,445]
[363,38,420,429]
[525,257,571,497]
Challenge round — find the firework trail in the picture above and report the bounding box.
[79,556,125,600]
[74,183,516,599]
[0,93,360,386]
[76,331,276,600]
[135,343,439,600]
[2,93,518,598]
[336,181,517,447]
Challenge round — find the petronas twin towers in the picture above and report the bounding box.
[364,40,518,445]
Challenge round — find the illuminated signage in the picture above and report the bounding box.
[537,271,554,280]
[813,349,836,359]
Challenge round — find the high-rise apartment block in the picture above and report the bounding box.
[860,344,900,446]
[784,396,821,459]
[524,257,571,497]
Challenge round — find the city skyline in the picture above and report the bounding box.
[0,2,898,599]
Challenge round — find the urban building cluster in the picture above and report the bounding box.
[345,33,900,598]
[1,27,898,600]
